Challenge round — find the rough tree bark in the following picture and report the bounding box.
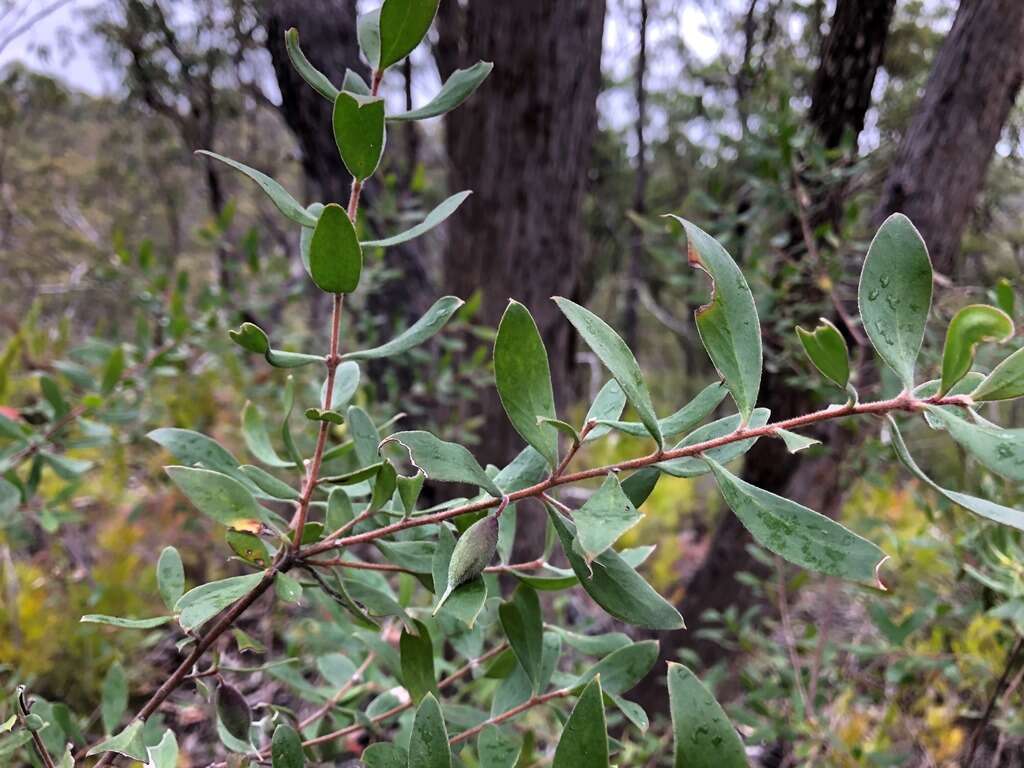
[434,0,607,478]
[872,0,1024,267]
[635,0,898,709]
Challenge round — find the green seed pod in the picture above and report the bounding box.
[215,680,252,741]
[434,515,498,614]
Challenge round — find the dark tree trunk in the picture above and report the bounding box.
[634,0,897,711]
[872,0,1024,269]
[436,0,607,475]
[622,0,648,349]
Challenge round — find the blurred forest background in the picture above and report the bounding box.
[2,0,1024,765]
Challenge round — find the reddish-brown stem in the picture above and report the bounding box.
[449,687,571,746]
[298,652,376,730]
[18,687,56,768]
[305,391,968,558]
[303,556,548,574]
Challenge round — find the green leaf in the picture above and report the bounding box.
[667,663,746,768]
[554,297,662,446]
[146,729,178,768]
[776,429,821,453]
[670,216,762,424]
[362,742,408,767]
[596,381,728,441]
[657,408,771,477]
[706,457,885,584]
[583,380,627,442]
[478,725,522,768]
[227,530,270,567]
[285,28,339,101]
[924,406,1024,483]
[796,317,849,389]
[574,473,642,562]
[858,213,933,389]
[196,151,316,227]
[308,203,362,294]
[86,720,147,761]
[363,192,472,247]
[389,61,492,121]
[973,346,1024,402]
[495,301,559,467]
[620,467,661,508]
[175,572,265,632]
[165,466,268,528]
[271,723,305,768]
[343,68,371,95]
[377,0,440,69]
[215,681,252,741]
[241,464,299,500]
[41,451,92,479]
[499,585,544,689]
[327,486,354,530]
[408,693,451,768]
[101,661,127,734]
[101,345,125,394]
[157,545,185,609]
[275,572,303,603]
[357,8,381,69]
[325,360,362,410]
[549,509,684,630]
[343,296,464,360]
[400,620,437,703]
[431,525,487,627]
[384,431,501,496]
[333,92,386,180]
[553,678,609,768]
[436,515,498,613]
[148,428,242,477]
[573,640,658,696]
[230,323,322,368]
[81,614,172,630]
[347,405,381,467]
[305,408,344,424]
[939,304,1013,395]
[242,402,293,468]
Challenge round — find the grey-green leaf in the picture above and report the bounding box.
[343,296,463,360]
[363,192,472,247]
[165,466,268,528]
[101,661,127,734]
[583,379,627,442]
[858,213,933,389]
[796,317,850,389]
[175,572,265,632]
[573,640,659,696]
[196,151,316,227]
[972,347,1024,402]
[671,216,762,424]
[86,720,146,761]
[597,381,728,441]
[271,723,305,768]
[389,61,493,121]
[377,0,440,69]
[925,406,1024,483]
[495,300,559,467]
[667,663,747,768]
[384,431,501,496]
[549,509,684,630]
[552,677,609,768]
[408,693,451,768]
[657,408,771,477]
[81,614,173,629]
[706,457,885,584]
[309,202,362,294]
[431,525,487,627]
[400,620,437,703]
[574,473,642,562]
[285,28,339,101]
[554,297,662,446]
[333,92,386,180]
[499,585,544,689]
[157,545,185,609]
[478,725,522,768]
[242,401,293,469]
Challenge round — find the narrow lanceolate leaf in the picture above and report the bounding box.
[925,406,1024,483]
[271,723,305,768]
[86,720,147,761]
[573,640,659,696]
[667,663,747,768]
[796,317,850,389]
[478,725,522,768]
[165,466,268,528]
[499,585,544,689]
[389,61,493,121]
[343,296,463,360]
[889,416,1024,531]
[157,545,185,609]
[657,408,771,478]
[400,620,437,703]
[939,304,1014,395]
[408,693,451,768]
[357,9,381,68]
[973,346,1024,402]
[436,515,498,615]
[333,92,386,180]
[285,28,339,102]
[549,510,684,630]
[342,68,371,95]
[384,431,502,496]
[101,661,127,734]
[146,730,178,768]
[574,473,642,562]
[148,428,243,478]
[670,216,762,424]
[554,297,662,446]
[81,614,172,629]
[776,429,821,453]
[363,192,472,247]
[495,301,559,467]
[858,213,933,389]
[242,401,293,469]
[706,458,885,585]
[215,681,252,741]
[431,525,487,627]
[596,381,728,441]
[196,151,316,227]
[583,379,627,442]
[553,678,609,768]
[377,0,440,69]
[175,572,265,632]
[101,345,125,394]
[309,203,362,294]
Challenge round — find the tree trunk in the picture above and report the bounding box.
[436,0,606,474]
[635,0,897,710]
[872,0,1024,268]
